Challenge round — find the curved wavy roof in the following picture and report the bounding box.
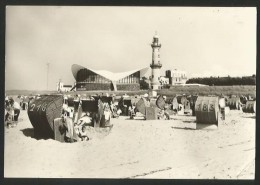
[71,64,149,82]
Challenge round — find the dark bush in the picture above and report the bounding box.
[186,75,256,86]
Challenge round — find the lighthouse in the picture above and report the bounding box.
[150,32,162,90]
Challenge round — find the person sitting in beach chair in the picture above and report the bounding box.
[75,112,92,134]
[129,105,136,119]
[103,103,111,122]
[79,125,89,141]
[161,96,170,120]
[111,102,120,118]
[158,108,170,120]
[116,108,122,116]
[142,93,151,107]
[91,98,104,127]
[61,115,79,143]
[171,97,178,115]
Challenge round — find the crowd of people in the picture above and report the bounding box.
[53,114,90,143]
[4,94,42,129]
[5,92,255,142]
[59,92,172,142]
[64,93,208,122]
[61,94,114,142]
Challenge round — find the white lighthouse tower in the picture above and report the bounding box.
[150,32,162,90]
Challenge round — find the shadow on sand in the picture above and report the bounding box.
[183,120,196,124]
[125,118,145,121]
[171,126,195,130]
[21,128,35,138]
[241,115,255,119]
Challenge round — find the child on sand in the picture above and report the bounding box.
[5,113,13,128]
[79,125,89,141]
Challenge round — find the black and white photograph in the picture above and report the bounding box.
[4,6,256,179]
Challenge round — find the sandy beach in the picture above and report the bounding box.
[4,108,255,179]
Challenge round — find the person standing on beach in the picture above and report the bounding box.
[73,94,82,124]
[219,95,226,120]
[12,100,21,126]
[5,100,14,128]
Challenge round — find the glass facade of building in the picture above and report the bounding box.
[116,71,140,84]
[76,69,111,83]
[76,68,140,84]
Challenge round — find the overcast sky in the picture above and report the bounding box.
[6,6,256,90]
